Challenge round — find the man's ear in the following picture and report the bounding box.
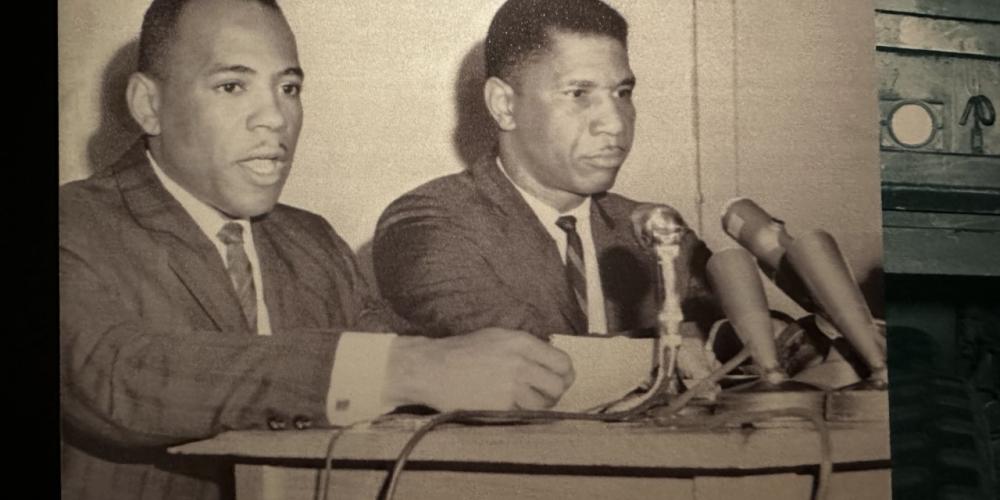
[126,72,162,136]
[483,76,517,131]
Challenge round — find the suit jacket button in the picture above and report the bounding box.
[266,417,287,431]
[292,416,313,430]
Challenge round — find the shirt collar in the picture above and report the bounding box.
[495,157,591,228]
[146,150,249,241]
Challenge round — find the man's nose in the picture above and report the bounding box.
[590,95,629,136]
[248,90,288,131]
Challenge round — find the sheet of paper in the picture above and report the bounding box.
[549,334,658,412]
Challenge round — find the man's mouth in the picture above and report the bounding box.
[237,154,288,185]
[584,147,628,167]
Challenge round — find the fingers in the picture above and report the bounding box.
[512,334,574,384]
[514,385,556,411]
[519,361,570,402]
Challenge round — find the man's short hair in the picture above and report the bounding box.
[485,0,628,85]
[137,0,281,80]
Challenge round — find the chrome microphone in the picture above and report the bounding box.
[631,204,688,391]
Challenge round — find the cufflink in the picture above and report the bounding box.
[292,415,313,430]
[335,399,350,411]
[266,416,287,431]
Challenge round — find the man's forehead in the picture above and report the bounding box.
[170,0,299,73]
[534,31,632,80]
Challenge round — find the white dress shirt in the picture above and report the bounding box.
[497,158,609,334]
[147,151,394,425]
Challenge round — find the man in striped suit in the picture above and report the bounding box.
[59,1,574,498]
[374,0,720,340]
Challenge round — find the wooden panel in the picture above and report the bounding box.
[234,464,888,500]
[876,53,1000,156]
[881,151,1000,189]
[882,211,1000,231]
[874,0,1000,23]
[235,465,696,500]
[172,420,890,470]
[875,12,1000,58]
[883,225,1000,276]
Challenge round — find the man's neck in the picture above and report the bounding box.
[496,152,586,213]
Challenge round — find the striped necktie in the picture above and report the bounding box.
[217,222,257,333]
[555,215,588,325]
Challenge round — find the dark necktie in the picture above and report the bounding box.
[217,222,257,333]
[555,215,588,323]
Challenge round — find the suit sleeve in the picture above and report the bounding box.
[373,193,550,337]
[61,194,342,448]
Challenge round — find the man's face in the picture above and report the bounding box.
[151,0,304,218]
[507,31,635,203]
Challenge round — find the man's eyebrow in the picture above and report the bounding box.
[564,76,636,88]
[208,64,256,76]
[281,67,305,79]
[206,65,305,79]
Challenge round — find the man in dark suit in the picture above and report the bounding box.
[59,1,574,499]
[374,0,719,339]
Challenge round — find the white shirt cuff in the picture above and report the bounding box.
[326,332,398,425]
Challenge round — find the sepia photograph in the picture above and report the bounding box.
[58,0,997,499]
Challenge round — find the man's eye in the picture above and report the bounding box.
[281,83,302,96]
[216,82,245,94]
[566,89,586,98]
[617,88,634,99]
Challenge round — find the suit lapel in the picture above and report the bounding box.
[470,156,587,335]
[114,142,250,333]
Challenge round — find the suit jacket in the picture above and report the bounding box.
[373,154,719,338]
[59,143,399,500]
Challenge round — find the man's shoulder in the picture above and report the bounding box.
[399,169,476,204]
[378,169,482,226]
[59,170,125,219]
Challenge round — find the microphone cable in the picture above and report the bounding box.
[379,346,752,500]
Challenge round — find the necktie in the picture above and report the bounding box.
[555,215,588,324]
[217,222,257,333]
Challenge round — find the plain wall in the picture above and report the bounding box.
[58,0,883,315]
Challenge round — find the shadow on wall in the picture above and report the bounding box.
[87,39,143,175]
[451,41,497,170]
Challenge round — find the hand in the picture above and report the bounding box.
[385,328,575,412]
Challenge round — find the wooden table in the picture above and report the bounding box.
[171,412,891,500]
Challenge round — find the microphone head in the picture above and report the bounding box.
[631,203,688,248]
[721,198,791,270]
[706,248,782,375]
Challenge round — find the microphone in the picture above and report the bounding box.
[706,248,785,384]
[784,231,888,388]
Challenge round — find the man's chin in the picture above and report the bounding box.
[219,196,281,219]
[579,169,620,194]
